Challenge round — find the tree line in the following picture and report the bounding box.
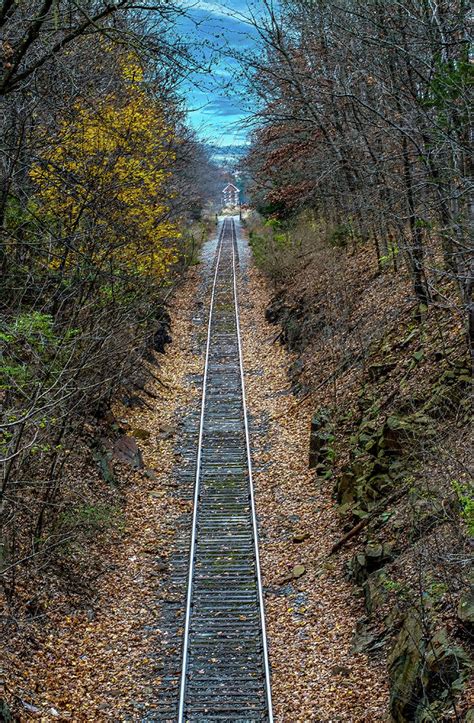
[244,0,472,362]
[0,1,217,601]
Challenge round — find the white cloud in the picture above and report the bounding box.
[183,1,235,19]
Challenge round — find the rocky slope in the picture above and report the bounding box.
[252,223,473,721]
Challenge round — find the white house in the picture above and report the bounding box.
[222,183,240,208]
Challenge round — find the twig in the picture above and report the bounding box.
[147,369,172,390]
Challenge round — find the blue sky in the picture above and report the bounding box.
[175,2,264,157]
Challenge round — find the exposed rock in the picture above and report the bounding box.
[112,435,144,469]
[378,419,405,456]
[122,393,146,409]
[336,471,356,505]
[352,620,387,653]
[152,309,172,353]
[292,564,306,579]
[265,293,286,325]
[419,629,471,718]
[292,531,311,543]
[423,365,471,418]
[352,628,377,654]
[0,699,12,722]
[411,498,446,540]
[363,571,388,616]
[266,293,325,356]
[367,362,397,381]
[365,543,384,560]
[388,613,424,721]
[388,616,471,722]
[458,587,474,627]
[309,410,330,468]
[132,427,151,441]
[350,542,395,586]
[92,444,116,485]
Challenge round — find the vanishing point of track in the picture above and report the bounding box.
[177,218,273,721]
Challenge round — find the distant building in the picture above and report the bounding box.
[222,183,240,208]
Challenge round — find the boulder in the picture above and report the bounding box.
[132,427,151,441]
[292,564,306,579]
[458,587,474,627]
[388,613,424,721]
[293,531,311,544]
[389,616,471,722]
[350,542,395,586]
[113,435,144,469]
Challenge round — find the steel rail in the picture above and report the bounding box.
[177,219,226,722]
[177,216,272,721]
[230,219,274,721]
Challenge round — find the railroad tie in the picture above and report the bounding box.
[178,218,273,722]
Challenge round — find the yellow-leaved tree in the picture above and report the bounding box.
[30,54,180,280]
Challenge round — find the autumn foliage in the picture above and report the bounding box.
[245,0,472,364]
[0,19,216,617]
[30,56,179,279]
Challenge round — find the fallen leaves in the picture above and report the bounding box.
[239,262,389,721]
[3,267,204,720]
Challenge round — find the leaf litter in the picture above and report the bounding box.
[238,263,389,721]
[4,231,389,721]
[3,268,204,721]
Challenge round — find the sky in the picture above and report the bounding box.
[175,1,265,162]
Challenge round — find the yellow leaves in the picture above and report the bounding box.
[120,51,144,85]
[30,65,180,281]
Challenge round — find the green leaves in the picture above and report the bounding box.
[452,479,474,536]
[423,58,473,111]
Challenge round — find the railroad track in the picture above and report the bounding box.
[178,217,273,721]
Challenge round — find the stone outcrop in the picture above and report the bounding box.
[112,435,144,469]
[389,618,471,722]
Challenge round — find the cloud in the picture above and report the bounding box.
[186,1,233,18]
[176,1,261,149]
[203,97,243,117]
[183,1,250,20]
